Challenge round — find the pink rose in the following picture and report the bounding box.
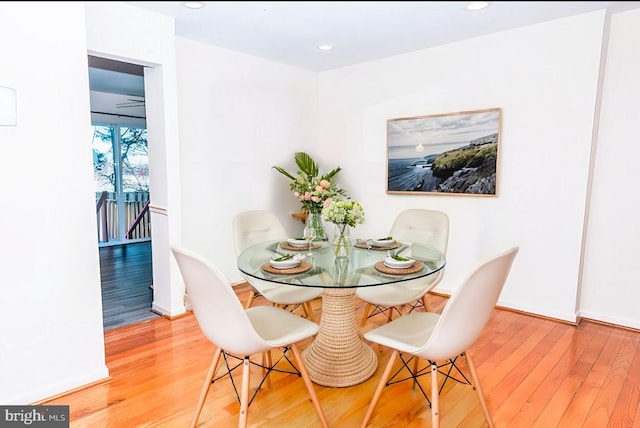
[320,180,330,189]
[323,197,333,207]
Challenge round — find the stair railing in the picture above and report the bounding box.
[126,200,151,239]
[96,191,109,243]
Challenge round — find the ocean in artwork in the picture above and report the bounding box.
[387,156,442,192]
[387,141,467,192]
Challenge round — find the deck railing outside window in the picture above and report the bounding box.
[96,191,150,243]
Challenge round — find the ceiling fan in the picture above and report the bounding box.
[116,97,145,108]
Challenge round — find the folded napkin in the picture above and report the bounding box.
[272,254,293,262]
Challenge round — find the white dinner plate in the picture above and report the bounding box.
[372,238,395,247]
[383,256,414,269]
[287,238,309,247]
[269,258,301,269]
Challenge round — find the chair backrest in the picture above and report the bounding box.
[232,210,289,257]
[171,246,268,356]
[418,247,519,361]
[389,209,449,253]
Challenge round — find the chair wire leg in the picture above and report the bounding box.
[361,350,398,428]
[464,352,495,428]
[384,353,430,404]
[241,347,304,407]
[218,352,243,403]
[213,349,301,407]
[190,347,222,428]
[437,354,472,393]
[362,304,403,325]
[406,296,431,314]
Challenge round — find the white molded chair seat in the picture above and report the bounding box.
[171,246,328,428]
[232,210,322,320]
[357,209,449,325]
[361,247,519,428]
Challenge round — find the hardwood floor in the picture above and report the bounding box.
[99,241,160,330]
[42,286,640,427]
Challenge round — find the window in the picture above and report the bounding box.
[93,124,150,243]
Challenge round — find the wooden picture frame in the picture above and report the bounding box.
[386,108,501,196]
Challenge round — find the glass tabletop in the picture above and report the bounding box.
[237,239,446,289]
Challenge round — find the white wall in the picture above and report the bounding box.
[85,2,186,317]
[581,8,640,329]
[0,0,183,405]
[175,7,640,328]
[174,38,319,275]
[314,11,608,323]
[0,3,107,403]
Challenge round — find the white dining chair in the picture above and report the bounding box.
[232,210,322,321]
[360,246,519,428]
[171,246,328,428]
[357,209,449,326]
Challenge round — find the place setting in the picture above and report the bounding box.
[262,253,313,275]
[354,236,402,251]
[280,237,322,251]
[374,251,424,275]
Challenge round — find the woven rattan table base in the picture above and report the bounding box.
[301,288,377,387]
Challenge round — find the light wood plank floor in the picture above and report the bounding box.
[41,285,640,427]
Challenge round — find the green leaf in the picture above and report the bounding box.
[391,254,410,261]
[295,152,319,178]
[271,165,297,181]
[273,254,293,262]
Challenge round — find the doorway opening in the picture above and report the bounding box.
[89,55,158,329]
[89,56,150,247]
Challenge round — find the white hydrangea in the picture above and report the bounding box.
[322,199,365,227]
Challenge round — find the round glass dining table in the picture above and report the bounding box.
[237,239,446,387]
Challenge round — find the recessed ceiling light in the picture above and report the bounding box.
[465,2,489,11]
[317,45,335,51]
[183,2,205,9]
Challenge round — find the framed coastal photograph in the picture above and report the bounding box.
[386,108,501,196]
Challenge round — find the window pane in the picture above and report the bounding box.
[92,125,115,193]
[120,127,149,192]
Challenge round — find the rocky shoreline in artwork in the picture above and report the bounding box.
[415,132,498,194]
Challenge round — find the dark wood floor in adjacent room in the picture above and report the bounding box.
[99,240,160,331]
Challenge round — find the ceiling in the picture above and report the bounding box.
[125,1,640,72]
[88,56,146,122]
[90,1,640,120]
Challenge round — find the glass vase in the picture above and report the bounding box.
[332,223,352,258]
[305,211,327,241]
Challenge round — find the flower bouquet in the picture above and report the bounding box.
[272,152,347,215]
[322,199,365,258]
[273,152,348,240]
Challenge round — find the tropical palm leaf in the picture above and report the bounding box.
[272,152,348,209]
[271,165,296,180]
[294,152,319,178]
